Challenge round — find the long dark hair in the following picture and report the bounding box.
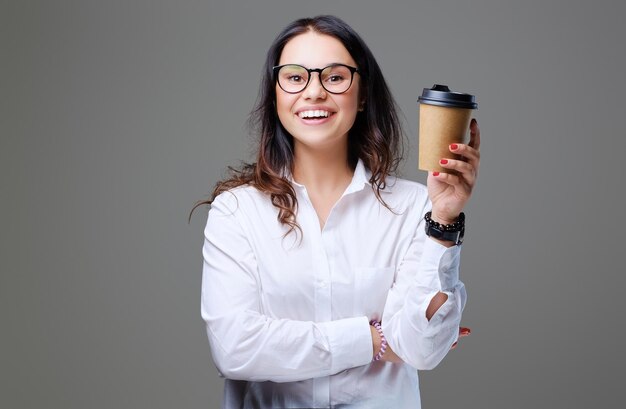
[191,15,404,235]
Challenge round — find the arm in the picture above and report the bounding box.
[381,119,480,368]
[381,209,467,369]
[201,193,373,382]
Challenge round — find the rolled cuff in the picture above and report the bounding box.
[389,285,465,369]
[416,238,462,291]
[408,286,465,334]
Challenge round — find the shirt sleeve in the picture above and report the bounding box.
[201,192,373,382]
[381,199,467,370]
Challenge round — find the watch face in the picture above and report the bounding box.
[424,212,465,245]
[426,224,444,239]
[426,224,463,244]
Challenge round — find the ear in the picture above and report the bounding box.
[357,86,367,111]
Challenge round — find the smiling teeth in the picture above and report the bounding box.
[298,110,330,119]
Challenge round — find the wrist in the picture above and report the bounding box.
[424,211,465,246]
[370,326,380,357]
[369,320,387,361]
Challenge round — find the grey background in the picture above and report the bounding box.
[2,0,625,408]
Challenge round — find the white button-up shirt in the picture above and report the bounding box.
[201,160,466,408]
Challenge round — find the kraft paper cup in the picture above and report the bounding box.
[418,84,477,173]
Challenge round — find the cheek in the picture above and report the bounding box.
[275,88,294,121]
[347,98,360,113]
[344,84,361,112]
[340,95,360,124]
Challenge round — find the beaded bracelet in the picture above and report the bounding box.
[370,320,387,361]
[424,211,465,232]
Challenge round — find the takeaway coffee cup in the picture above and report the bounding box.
[418,84,478,173]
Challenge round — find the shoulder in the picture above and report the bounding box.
[365,175,431,217]
[207,184,289,239]
[384,176,427,194]
[209,185,280,226]
[211,184,269,214]
[380,176,429,202]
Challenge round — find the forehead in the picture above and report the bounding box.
[278,31,356,67]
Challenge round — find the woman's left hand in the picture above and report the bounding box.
[451,326,471,350]
[427,118,481,224]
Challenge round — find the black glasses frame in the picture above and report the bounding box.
[272,63,360,95]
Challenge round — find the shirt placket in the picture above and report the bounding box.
[314,226,333,407]
[299,187,333,408]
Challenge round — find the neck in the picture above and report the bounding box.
[292,143,353,193]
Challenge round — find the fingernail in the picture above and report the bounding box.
[450,144,459,151]
[433,172,440,176]
[440,159,448,165]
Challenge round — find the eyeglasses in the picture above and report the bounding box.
[273,64,359,95]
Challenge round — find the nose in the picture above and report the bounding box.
[302,72,326,100]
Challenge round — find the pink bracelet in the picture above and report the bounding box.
[370,320,387,361]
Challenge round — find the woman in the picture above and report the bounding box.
[199,15,480,408]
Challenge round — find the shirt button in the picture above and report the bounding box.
[319,280,328,288]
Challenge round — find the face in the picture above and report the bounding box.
[276,31,361,154]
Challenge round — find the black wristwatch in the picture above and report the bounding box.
[424,211,465,245]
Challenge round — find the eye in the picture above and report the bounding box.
[287,74,305,84]
[321,65,351,85]
[278,65,308,85]
[327,74,345,83]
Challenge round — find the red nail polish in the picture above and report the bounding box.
[433,172,440,176]
[440,159,448,165]
[450,144,459,150]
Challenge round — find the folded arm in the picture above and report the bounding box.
[201,193,373,382]
[381,205,467,370]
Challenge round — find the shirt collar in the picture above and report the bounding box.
[288,158,368,191]
[350,159,397,195]
[343,158,369,195]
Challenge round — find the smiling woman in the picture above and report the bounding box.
[275,32,361,169]
[194,14,480,409]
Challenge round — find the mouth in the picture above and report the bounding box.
[296,109,335,123]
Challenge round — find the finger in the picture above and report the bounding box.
[432,172,472,200]
[469,118,480,151]
[449,143,480,173]
[450,142,480,164]
[431,170,460,185]
[439,159,476,187]
[451,341,458,350]
[432,171,472,202]
[459,327,471,337]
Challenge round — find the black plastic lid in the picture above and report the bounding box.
[418,84,478,109]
